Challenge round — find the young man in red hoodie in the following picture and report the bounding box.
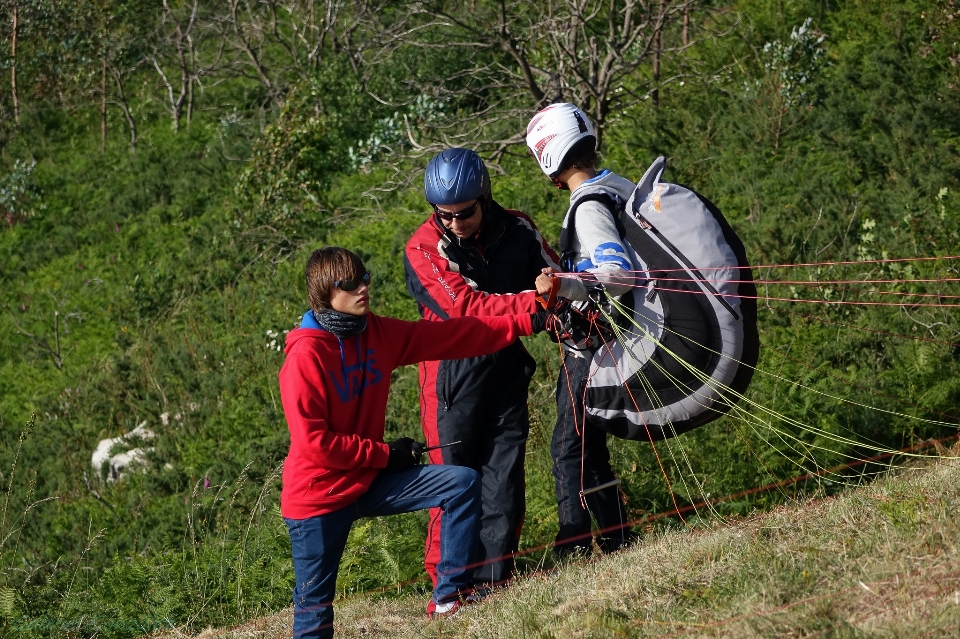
[279,247,546,639]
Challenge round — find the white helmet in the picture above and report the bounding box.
[525,103,596,177]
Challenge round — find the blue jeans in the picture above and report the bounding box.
[284,464,481,639]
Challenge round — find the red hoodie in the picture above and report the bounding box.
[279,312,534,519]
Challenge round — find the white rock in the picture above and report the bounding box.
[91,436,126,472]
[129,421,154,440]
[108,448,149,482]
[91,420,157,481]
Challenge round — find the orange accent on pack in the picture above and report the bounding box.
[653,185,664,213]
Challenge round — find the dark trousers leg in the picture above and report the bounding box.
[551,352,629,556]
[472,352,530,586]
[420,346,532,588]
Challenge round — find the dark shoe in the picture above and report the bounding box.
[464,582,502,603]
[553,541,592,561]
[597,528,640,554]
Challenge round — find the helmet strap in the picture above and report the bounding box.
[550,175,569,190]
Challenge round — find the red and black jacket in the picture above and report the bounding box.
[404,201,559,320]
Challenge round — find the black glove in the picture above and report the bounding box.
[411,441,426,459]
[530,309,551,334]
[385,437,418,472]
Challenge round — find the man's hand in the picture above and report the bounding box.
[385,437,418,472]
[536,267,562,309]
[535,273,554,296]
[532,301,571,341]
[535,267,560,296]
[410,441,426,459]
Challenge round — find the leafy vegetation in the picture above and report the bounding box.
[0,0,958,636]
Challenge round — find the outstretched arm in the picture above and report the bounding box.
[386,314,534,368]
[404,210,559,319]
[404,245,541,318]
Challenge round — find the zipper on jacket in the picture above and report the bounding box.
[439,361,451,412]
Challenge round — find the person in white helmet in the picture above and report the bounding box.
[527,103,634,558]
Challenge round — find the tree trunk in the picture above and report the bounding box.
[186,76,193,125]
[683,7,689,46]
[653,0,665,107]
[11,1,19,125]
[112,68,137,153]
[101,58,107,153]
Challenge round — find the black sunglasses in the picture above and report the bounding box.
[334,272,371,292]
[433,200,480,221]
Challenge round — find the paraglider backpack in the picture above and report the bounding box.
[559,156,760,442]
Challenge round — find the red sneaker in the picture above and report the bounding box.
[426,598,462,619]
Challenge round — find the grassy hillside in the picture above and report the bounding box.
[1,0,959,636]
[193,452,960,638]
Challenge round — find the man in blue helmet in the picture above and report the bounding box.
[404,148,559,591]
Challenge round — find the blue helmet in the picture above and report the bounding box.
[423,148,490,206]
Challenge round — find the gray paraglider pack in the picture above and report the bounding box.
[570,156,759,441]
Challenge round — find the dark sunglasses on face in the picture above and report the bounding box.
[334,272,371,292]
[433,200,480,221]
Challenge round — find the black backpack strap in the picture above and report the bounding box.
[559,192,627,272]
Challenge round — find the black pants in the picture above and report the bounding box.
[420,340,535,587]
[551,351,630,556]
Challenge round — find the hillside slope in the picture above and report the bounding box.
[181,454,960,638]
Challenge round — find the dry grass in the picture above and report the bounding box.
[170,456,960,638]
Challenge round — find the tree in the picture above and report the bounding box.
[0,158,38,226]
[4,292,82,370]
[151,0,226,132]
[100,0,155,151]
[207,0,416,110]
[383,0,725,154]
[0,0,67,127]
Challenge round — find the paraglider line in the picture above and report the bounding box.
[599,319,720,517]
[601,306,847,496]
[599,280,960,308]
[594,327,691,528]
[559,254,960,273]
[624,292,960,426]
[632,432,959,526]
[778,307,960,349]
[565,274,960,286]
[764,340,960,423]
[603,295,958,460]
